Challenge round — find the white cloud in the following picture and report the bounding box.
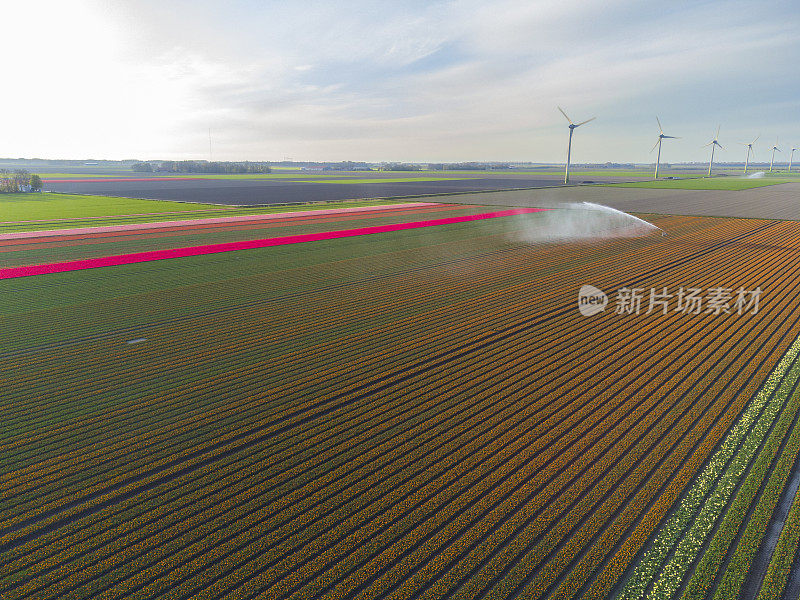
[2,0,799,161]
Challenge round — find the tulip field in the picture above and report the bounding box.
[2,200,800,600]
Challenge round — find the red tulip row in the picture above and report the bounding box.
[4,212,715,524]
[0,204,480,269]
[3,212,704,592]
[3,223,570,507]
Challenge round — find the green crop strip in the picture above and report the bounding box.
[606,179,795,191]
[0,206,495,269]
[756,485,800,599]
[616,332,800,600]
[0,193,219,221]
[0,198,414,233]
[38,172,482,181]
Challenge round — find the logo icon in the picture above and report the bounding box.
[578,284,608,316]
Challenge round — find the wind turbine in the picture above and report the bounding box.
[703,125,724,176]
[789,147,797,173]
[558,106,595,184]
[652,117,679,179]
[769,138,781,172]
[739,135,759,175]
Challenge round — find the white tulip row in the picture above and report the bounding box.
[616,333,800,600]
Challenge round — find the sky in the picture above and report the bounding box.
[2,0,799,163]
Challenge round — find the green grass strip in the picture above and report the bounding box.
[756,485,800,600]
[38,173,334,180]
[0,193,219,221]
[615,334,800,600]
[38,172,479,180]
[606,178,796,191]
[525,170,703,178]
[0,198,414,233]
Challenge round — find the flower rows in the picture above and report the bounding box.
[706,392,800,600]
[615,330,800,600]
[756,478,800,600]
[3,214,800,600]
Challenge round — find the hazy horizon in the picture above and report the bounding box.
[0,157,792,169]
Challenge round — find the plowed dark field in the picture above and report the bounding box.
[43,177,569,205]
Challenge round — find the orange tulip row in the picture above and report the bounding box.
[274,220,800,600]
[4,213,712,536]
[2,213,793,600]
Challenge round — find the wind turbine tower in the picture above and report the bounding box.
[789,147,797,173]
[558,106,595,184]
[769,138,781,172]
[652,117,679,179]
[740,135,759,175]
[704,125,724,176]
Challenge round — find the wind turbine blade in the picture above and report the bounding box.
[656,116,664,133]
[753,134,760,144]
[575,116,596,127]
[662,135,679,139]
[703,141,713,147]
[716,142,724,150]
[716,124,721,138]
[650,139,661,153]
[557,106,573,124]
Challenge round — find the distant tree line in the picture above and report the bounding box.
[383,163,421,171]
[132,161,272,174]
[427,162,511,171]
[589,163,636,169]
[321,161,372,171]
[0,169,42,192]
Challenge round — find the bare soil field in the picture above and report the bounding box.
[41,177,578,205]
[436,183,800,220]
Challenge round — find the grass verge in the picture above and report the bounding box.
[0,193,219,222]
[606,178,797,191]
